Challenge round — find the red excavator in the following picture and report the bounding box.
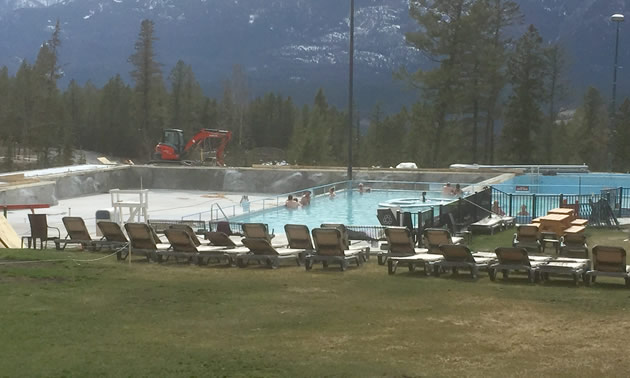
[152,128,232,166]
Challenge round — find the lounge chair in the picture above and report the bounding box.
[284,224,314,251]
[124,223,170,261]
[164,228,244,266]
[169,224,211,246]
[307,228,369,271]
[560,233,588,259]
[204,231,243,247]
[512,224,541,253]
[538,257,590,286]
[435,244,495,279]
[423,228,464,254]
[489,247,551,283]
[383,227,443,275]
[24,214,60,249]
[96,221,130,252]
[242,223,275,242]
[320,223,350,248]
[235,238,303,269]
[55,216,104,251]
[469,215,515,235]
[585,246,630,287]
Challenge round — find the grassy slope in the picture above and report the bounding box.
[1,228,630,377]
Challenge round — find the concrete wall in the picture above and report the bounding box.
[133,166,501,194]
[0,165,506,204]
[0,181,58,206]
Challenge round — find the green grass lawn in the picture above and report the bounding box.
[1,228,630,377]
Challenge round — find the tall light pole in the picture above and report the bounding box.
[612,14,624,117]
[610,13,624,172]
[347,0,355,181]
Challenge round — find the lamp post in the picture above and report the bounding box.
[610,13,624,172]
[347,0,355,181]
[612,14,624,117]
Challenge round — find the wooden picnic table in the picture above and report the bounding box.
[564,225,586,234]
[538,214,571,236]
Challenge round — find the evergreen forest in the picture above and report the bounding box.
[1,1,629,172]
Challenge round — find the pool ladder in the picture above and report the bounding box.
[210,203,229,221]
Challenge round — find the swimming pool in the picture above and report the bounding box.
[495,173,630,195]
[232,190,455,234]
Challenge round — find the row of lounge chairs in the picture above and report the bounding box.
[50,217,370,271]
[383,226,630,287]
[34,217,630,286]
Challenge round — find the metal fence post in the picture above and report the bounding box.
[559,193,563,207]
[508,194,513,217]
[532,194,537,219]
[619,187,623,217]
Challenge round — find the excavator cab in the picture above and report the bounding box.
[153,129,185,161]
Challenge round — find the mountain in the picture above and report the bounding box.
[1,0,629,111]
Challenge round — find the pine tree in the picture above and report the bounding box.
[129,19,163,156]
[543,44,569,163]
[574,87,608,171]
[169,60,203,135]
[405,0,473,167]
[501,25,546,163]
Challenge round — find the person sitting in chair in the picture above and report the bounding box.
[492,200,505,216]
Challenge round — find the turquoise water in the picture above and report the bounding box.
[496,173,630,195]
[233,190,453,234]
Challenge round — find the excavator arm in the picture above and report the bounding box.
[183,129,232,166]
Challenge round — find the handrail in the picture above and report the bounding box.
[210,203,229,221]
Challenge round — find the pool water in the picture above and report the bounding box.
[496,173,630,195]
[232,190,453,234]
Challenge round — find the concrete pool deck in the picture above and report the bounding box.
[1,164,509,245]
[5,190,271,238]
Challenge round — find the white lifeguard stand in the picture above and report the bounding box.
[110,189,149,225]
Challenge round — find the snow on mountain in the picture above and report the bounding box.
[0,0,629,110]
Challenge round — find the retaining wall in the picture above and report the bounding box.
[0,165,505,205]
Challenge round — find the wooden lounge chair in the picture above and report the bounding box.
[204,231,243,247]
[435,244,495,279]
[55,216,103,251]
[164,228,244,266]
[24,214,60,249]
[124,223,170,261]
[96,221,129,252]
[242,223,275,242]
[307,228,369,271]
[512,224,541,253]
[489,247,551,283]
[284,224,314,251]
[538,257,590,286]
[423,228,464,254]
[383,227,442,275]
[235,238,303,269]
[469,215,515,235]
[169,224,211,246]
[585,246,630,287]
[320,223,351,248]
[560,233,588,259]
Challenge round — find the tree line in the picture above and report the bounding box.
[1,2,629,172]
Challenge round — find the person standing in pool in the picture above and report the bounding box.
[240,195,250,212]
[442,183,454,196]
[329,187,336,199]
[453,184,463,197]
[286,194,299,209]
[421,192,427,203]
[358,183,371,194]
[300,191,311,206]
